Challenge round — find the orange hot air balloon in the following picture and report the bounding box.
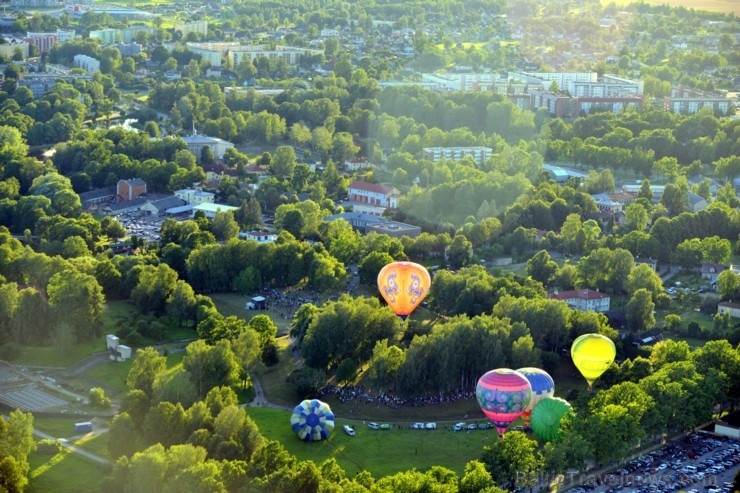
[377,261,431,319]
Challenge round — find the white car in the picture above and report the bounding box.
[368,422,379,430]
[343,425,355,436]
[412,422,425,430]
[425,422,437,430]
[453,422,465,432]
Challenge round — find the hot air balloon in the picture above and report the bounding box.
[290,399,335,441]
[530,397,572,442]
[476,368,532,437]
[571,333,616,389]
[377,261,431,319]
[516,367,555,426]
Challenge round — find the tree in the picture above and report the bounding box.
[166,280,197,326]
[89,387,111,408]
[481,431,542,490]
[447,234,472,270]
[269,145,297,178]
[716,270,740,301]
[0,409,35,493]
[623,201,648,232]
[526,250,558,285]
[358,251,395,286]
[625,288,655,333]
[183,339,240,398]
[127,347,167,397]
[107,412,138,459]
[459,460,498,493]
[210,210,239,241]
[625,263,663,300]
[46,269,105,342]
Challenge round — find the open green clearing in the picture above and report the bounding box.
[247,406,493,478]
[27,448,108,493]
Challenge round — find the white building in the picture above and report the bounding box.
[230,44,324,67]
[550,289,611,312]
[174,188,215,205]
[176,20,208,38]
[73,54,100,74]
[192,203,238,219]
[347,181,400,214]
[421,72,504,92]
[181,135,235,162]
[422,146,493,167]
[239,230,277,243]
[89,28,118,45]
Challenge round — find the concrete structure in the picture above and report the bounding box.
[324,213,421,238]
[714,411,740,439]
[140,196,186,216]
[230,44,324,67]
[117,178,147,201]
[347,181,400,212]
[187,42,241,67]
[422,146,493,167]
[11,0,61,7]
[181,135,235,162]
[717,301,740,319]
[174,188,215,205]
[420,72,505,92]
[116,42,141,57]
[24,34,57,53]
[192,202,238,219]
[73,54,100,74]
[89,28,118,45]
[550,289,611,312]
[0,41,29,60]
[239,230,277,243]
[175,20,208,38]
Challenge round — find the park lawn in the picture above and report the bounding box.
[33,417,87,438]
[85,352,185,395]
[73,433,110,460]
[27,447,108,493]
[254,335,301,407]
[11,340,104,367]
[246,406,492,478]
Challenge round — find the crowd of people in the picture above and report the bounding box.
[317,384,475,409]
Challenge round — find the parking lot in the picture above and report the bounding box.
[567,432,739,493]
[114,212,165,243]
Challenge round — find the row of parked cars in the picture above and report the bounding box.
[569,432,739,493]
[453,422,494,431]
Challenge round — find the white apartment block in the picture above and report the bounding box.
[176,20,208,38]
[550,289,611,312]
[89,29,118,45]
[186,42,241,67]
[421,72,504,92]
[230,45,324,67]
[73,54,100,73]
[422,146,493,167]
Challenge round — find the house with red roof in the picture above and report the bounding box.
[550,289,610,312]
[347,180,400,216]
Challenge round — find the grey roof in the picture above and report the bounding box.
[79,187,116,202]
[148,196,186,211]
[105,198,147,212]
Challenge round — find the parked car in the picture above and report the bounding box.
[412,423,425,430]
[425,422,437,430]
[368,422,379,430]
[380,423,391,430]
[466,423,478,430]
[343,425,355,436]
[453,422,465,432]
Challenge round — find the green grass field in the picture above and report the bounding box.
[84,352,185,395]
[27,448,108,493]
[600,0,739,14]
[247,406,494,478]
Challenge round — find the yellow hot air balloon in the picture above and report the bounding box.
[570,333,616,389]
[377,261,431,319]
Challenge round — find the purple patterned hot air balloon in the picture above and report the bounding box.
[476,368,532,436]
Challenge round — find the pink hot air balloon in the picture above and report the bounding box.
[476,368,532,437]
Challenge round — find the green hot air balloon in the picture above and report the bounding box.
[530,397,572,442]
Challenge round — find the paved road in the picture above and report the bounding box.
[32,428,112,467]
